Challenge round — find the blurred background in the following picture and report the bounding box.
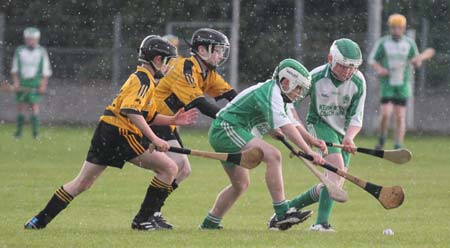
[0,0,448,134]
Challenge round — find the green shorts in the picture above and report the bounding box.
[208,118,255,167]
[380,82,410,100]
[16,90,41,104]
[307,121,351,167]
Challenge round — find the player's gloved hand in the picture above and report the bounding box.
[173,108,198,126]
[312,138,328,155]
[342,137,356,154]
[307,150,325,165]
[152,137,170,152]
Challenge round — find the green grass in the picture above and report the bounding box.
[1,124,449,247]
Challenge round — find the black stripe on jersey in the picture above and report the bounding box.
[120,108,142,115]
[134,71,150,97]
[164,93,185,114]
[183,60,196,86]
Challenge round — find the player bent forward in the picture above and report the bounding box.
[285,38,366,232]
[24,35,198,230]
[199,59,326,230]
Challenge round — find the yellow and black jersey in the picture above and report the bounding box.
[155,55,233,117]
[100,66,158,136]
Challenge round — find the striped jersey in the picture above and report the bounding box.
[11,45,52,87]
[217,79,292,135]
[306,64,366,135]
[368,35,419,86]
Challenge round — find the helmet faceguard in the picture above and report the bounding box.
[273,59,311,102]
[189,28,230,69]
[138,35,178,79]
[329,38,362,81]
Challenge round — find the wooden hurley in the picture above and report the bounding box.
[149,144,264,170]
[325,142,412,164]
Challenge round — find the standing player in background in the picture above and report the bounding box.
[370,13,427,149]
[11,27,52,139]
[24,35,198,231]
[151,28,238,223]
[287,39,366,232]
[163,34,180,49]
[200,59,327,230]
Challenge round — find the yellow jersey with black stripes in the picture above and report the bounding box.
[155,55,233,116]
[100,66,157,136]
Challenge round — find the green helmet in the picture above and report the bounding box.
[23,27,40,39]
[329,38,362,69]
[272,58,311,94]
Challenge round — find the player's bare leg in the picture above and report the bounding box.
[393,105,407,149]
[129,150,178,230]
[24,161,107,229]
[202,138,308,229]
[166,139,191,184]
[310,153,346,232]
[376,103,393,149]
[64,161,107,196]
[210,165,250,218]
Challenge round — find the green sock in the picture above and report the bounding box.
[316,187,334,225]
[15,114,25,137]
[289,184,320,209]
[31,115,39,138]
[273,200,289,218]
[201,213,221,229]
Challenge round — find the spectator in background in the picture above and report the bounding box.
[163,34,180,49]
[369,14,426,149]
[11,27,52,139]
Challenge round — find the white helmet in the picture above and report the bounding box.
[23,27,41,39]
[273,58,311,94]
[329,38,362,69]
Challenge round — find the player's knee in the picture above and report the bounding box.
[165,161,179,177]
[233,178,250,194]
[264,147,281,165]
[178,160,191,178]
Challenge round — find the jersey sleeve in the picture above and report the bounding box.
[42,48,52,77]
[286,103,301,127]
[368,39,384,65]
[346,72,366,128]
[408,40,420,59]
[120,73,152,115]
[255,85,292,129]
[204,72,233,98]
[10,48,19,74]
[171,60,205,105]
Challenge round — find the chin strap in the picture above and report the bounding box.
[150,61,165,79]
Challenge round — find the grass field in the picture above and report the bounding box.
[1,124,449,247]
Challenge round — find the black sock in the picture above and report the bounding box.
[36,186,74,227]
[171,180,178,190]
[135,177,172,220]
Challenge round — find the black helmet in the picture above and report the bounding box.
[138,35,177,64]
[190,28,230,67]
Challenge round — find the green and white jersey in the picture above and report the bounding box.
[11,45,52,87]
[368,35,418,86]
[217,79,292,136]
[306,64,366,136]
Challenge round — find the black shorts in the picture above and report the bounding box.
[151,125,184,147]
[86,121,149,168]
[381,98,407,106]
